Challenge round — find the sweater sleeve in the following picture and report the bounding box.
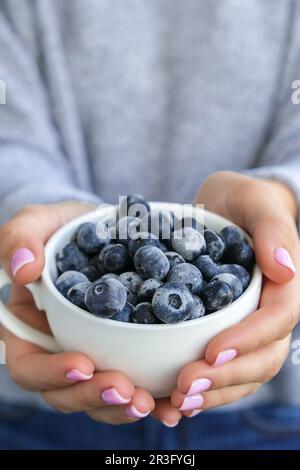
[0,8,101,225]
[244,0,300,226]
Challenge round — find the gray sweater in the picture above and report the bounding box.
[1,0,300,409]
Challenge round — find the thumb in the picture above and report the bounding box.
[0,202,94,285]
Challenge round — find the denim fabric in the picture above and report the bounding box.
[0,403,300,450]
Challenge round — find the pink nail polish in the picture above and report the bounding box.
[162,419,179,428]
[214,349,237,367]
[179,394,204,411]
[188,409,203,418]
[101,388,131,405]
[124,405,150,419]
[274,247,296,273]
[186,378,212,396]
[11,248,35,277]
[65,369,93,381]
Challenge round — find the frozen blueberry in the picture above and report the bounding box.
[116,216,141,246]
[211,273,243,300]
[219,264,250,290]
[118,271,143,294]
[171,227,206,261]
[111,303,133,323]
[134,246,170,280]
[173,216,205,233]
[220,226,244,248]
[152,282,194,323]
[141,210,174,240]
[99,243,130,273]
[132,302,160,324]
[222,241,255,272]
[165,251,185,269]
[167,263,203,295]
[119,194,150,219]
[76,222,110,254]
[204,230,225,262]
[101,273,119,280]
[193,254,220,281]
[56,242,89,273]
[85,278,127,318]
[55,271,89,298]
[67,281,91,309]
[138,278,162,302]
[186,295,206,320]
[80,265,101,282]
[202,280,233,313]
[128,232,160,258]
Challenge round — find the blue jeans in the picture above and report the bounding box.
[0,403,300,450]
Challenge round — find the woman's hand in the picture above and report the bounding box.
[0,203,154,424]
[167,171,300,417]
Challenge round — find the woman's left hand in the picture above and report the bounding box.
[152,171,300,426]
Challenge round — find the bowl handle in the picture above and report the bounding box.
[0,269,61,353]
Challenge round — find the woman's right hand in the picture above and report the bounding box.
[0,203,155,424]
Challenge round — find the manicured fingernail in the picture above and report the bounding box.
[65,369,93,381]
[186,378,212,396]
[214,349,237,367]
[11,248,35,277]
[125,405,150,419]
[187,409,203,418]
[162,419,180,428]
[101,388,131,405]
[274,247,296,273]
[179,394,204,411]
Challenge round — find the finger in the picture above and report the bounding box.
[205,285,296,364]
[151,398,183,428]
[0,202,93,284]
[42,371,138,413]
[173,338,289,403]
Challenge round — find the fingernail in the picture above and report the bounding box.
[214,349,237,367]
[11,248,35,277]
[187,409,203,418]
[186,378,212,396]
[179,394,204,411]
[65,369,93,381]
[162,419,180,428]
[101,388,131,405]
[125,405,150,419]
[274,247,296,273]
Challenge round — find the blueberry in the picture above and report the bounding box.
[99,243,130,273]
[67,281,91,309]
[55,271,89,297]
[158,242,168,252]
[165,251,185,269]
[211,273,243,300]
[171,227,206,261]
[111,303,133,322]
[202,280,233,313]
[85,278,127,318]
[101,273,119,280]
[193,255,220,281]
[141,210,174,240]
[173,216,205,233]
[80,265,101,282]
[204,230,225,262]
[167,263,203,295]
[118,271,143,294]
[220,226,244,248]
[134,246,170,280]
[76,222,110,254]
[186,295,206,320]
[119,194,150,219]
[132,302,160,324]
[222,241,255,271]
[116,216,141,246]
[56,242,89,273]
[219,264,250,290]
[152,282,194,323]
[128,232,160,258]
[138,278,162,302]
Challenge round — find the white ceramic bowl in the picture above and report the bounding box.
[0,203,262,397]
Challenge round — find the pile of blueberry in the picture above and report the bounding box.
[55,195,254,324]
